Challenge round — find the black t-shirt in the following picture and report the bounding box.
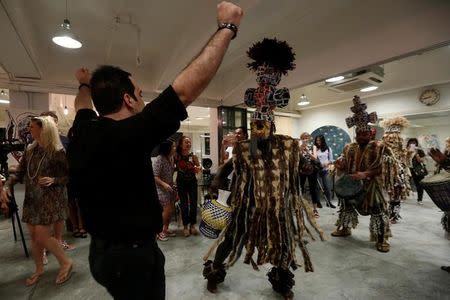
[67,86,187,242]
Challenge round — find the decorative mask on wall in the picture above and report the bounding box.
[244,38,296,139]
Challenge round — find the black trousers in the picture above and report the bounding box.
[300,173,320,205]
[411,172,425,201]
[89,237,165,300]
[177,179,198,225]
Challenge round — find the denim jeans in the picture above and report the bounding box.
[317,170,332,202]
[89,236,165,300]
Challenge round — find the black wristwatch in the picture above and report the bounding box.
[78,83,90,90]
[217,23,238,39]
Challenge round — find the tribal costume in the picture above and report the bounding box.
[203,38,323,300]
[380,116,412,223]
[332,96,400,253]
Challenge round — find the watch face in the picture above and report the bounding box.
[419,89,440,106]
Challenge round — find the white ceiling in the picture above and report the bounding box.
[1,0,450,110]
[288,45,450,111]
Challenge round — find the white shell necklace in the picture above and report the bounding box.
[27,148,47,180]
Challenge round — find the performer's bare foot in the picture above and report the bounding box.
[376,241,390,253]
[331,228,351,237]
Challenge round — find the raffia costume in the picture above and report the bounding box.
[203,136,324,298]
[334,140,399,243]
[333,96,400,252]
[203,38,323,300]
[380,116,412,222]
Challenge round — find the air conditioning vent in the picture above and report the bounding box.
[324,66,384,93]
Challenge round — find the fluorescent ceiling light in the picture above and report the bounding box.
[325,76,344,83]
[360,86,378,92]
[0,99,10,104]
[195,117,204,120]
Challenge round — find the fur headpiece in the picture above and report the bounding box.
[380,116,410,133]
[247,38,296,75]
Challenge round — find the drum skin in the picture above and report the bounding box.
[421,171,450,212]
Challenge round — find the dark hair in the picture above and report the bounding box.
[176,136,190,155]
[236,126,249,139]
[314,135,329,152]
[158,141,173,156]
[40,111,58,122]
[407,138,419,148]
[90,65,137,115]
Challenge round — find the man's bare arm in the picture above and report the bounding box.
[172,1,243,107]
[74,67,93,112]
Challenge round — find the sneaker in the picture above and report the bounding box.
[61,241,76,251]
[418,201,424,205]
[157,233,168,241]
[43,251,48,265]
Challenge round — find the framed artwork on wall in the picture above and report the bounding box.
[311,125,351,160]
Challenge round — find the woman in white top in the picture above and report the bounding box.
[313,135,336,208]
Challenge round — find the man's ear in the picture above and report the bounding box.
[123,93,135,108]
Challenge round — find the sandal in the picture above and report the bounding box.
[26,272,43,286]
[190,227,199,236]
[43,251,48,265]
[183,228,190,237]
[165,230,176,237]
[313,210,320,218]
[61,241,76,251]
[157,233,168,241]
[56,263,73,285]
[79,229,88,238]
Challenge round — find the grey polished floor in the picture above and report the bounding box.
[0,185,449,300]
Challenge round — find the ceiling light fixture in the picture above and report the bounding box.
[64,106,69,115]
[0,99,10,104]
[0,90,6,96]
[297,94,310,106]
[360,86,378,92]
[325,76,344,83]
[52,0,82,49]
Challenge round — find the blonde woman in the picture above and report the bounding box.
[1,117,73,286]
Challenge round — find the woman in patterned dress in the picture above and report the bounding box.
[3,116,73,286]
[153,140,177,241]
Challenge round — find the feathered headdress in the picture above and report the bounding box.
[247,38,296,75]
[380,116,410,133]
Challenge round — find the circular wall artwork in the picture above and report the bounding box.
[311,125,351,160]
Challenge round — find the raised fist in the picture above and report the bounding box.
[75,67,91,84]
[217,1,244,28]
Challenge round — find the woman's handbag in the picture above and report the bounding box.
[413,162,428,178]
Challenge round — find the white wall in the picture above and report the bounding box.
[274,115,302,138]
[298,82,450,139]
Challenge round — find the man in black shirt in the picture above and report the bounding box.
[68,2,243,299]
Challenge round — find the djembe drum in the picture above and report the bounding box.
[421,171,450,212]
